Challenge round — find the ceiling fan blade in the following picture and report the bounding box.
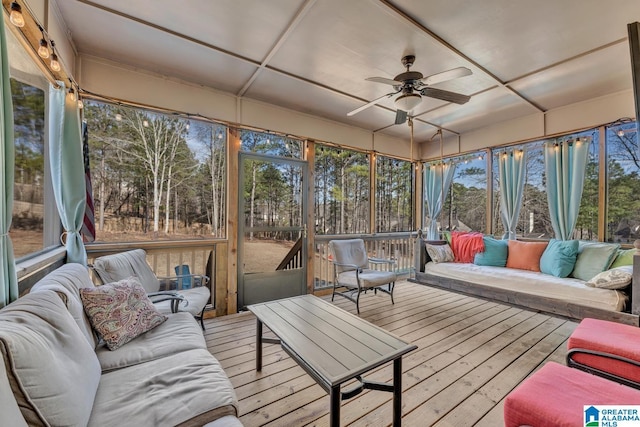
[366,76,403,86]
[347,90,399,116]
[395,110,407,125]
[421,87,471,105]
[422,67,472,86]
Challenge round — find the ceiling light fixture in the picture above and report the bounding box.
[9,2,25,27]
[394,93,421,112]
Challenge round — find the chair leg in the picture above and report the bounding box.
[355,289,361,314]
[198,307,206,331]
[390,282,395,305]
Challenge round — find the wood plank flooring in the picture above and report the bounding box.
[203,280,578,427]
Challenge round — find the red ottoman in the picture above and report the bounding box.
[568,318,640,388]
[504,362,640,427]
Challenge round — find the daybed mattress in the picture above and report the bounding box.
[423,262,627,312]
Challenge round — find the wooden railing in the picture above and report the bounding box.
[314,232,416,290]
[85,239,228,316]
[276,237,303,270]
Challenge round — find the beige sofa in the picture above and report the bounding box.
[0,263,242,427]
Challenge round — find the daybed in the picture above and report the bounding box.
[0,263,242,427]
[412,234,640,326]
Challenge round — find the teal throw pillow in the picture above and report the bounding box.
[539,239,579,278]
[474,237,508,267]
[571,242,620,281]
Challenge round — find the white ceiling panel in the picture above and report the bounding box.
[55,0,258,93]
[267,0,495,100]
[419,87,538,135]
[392,0,640,81]
[510,42,633,110]
[66,0,305,62]
[246,68,399,130]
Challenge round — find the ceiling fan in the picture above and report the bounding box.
[348,55,472,124]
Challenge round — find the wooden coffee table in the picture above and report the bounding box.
[248,294,417,426]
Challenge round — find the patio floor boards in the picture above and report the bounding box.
[203,280,577,427]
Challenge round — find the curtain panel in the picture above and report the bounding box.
[544,139,590,240]
[0,15,17,307]
[498,149,526,240]
[49,83,87,265]
[424,162,456,240]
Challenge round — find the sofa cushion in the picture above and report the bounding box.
[506,240,548,272]
[425,243,454,263]
[30,263,99,348]
[586,266,633,290]
[539,239,579,278]
[89,348,238,427]
[474,237,508,267]
[80,277,167,350]
[96,311,206,372]
[93,249,161,293]
[571,242,620,281]
[610,248,635,268]
[0,291,101,426]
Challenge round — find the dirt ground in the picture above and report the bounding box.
[241,239,295,273]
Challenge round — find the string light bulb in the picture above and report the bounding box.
[618,129,625,137]
[143,120,149,127]
[77,98,84,109]
[38,38,50,58]
[49,41,61,71]
[50,53,61,71]
[115,113,122,121]
[9,2,25,27]
[67,86,76,102]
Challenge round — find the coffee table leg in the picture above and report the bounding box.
[393,358,402,426]
[330,385,340,427]
[256,319,263,371]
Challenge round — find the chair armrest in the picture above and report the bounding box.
[368,257,396,265]
[332,261,360,270]
[148,292,187,313]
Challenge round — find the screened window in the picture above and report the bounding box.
[83,101,227,241]
[10,78,46,258]
[7,22,55,260]
[442,152,487,234]
[606,120,640,243]
[239,129,303,159]
[314,145,369,234]
[574,130,599,241]
[375,155,412,232]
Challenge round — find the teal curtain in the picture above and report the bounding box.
[0,15,17,307]
[498,149,526,240]
[424,162,455,240]
[49,83,87,265]
[544,139,590,240]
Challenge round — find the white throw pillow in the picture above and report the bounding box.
[585,266,633,289]
[426,243,455,263]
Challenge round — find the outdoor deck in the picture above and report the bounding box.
[204,280,578,427]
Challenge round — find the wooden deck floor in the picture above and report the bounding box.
[203,280,578,427]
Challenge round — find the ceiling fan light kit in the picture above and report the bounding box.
[395,93,422,111]
[348,54,472,122]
